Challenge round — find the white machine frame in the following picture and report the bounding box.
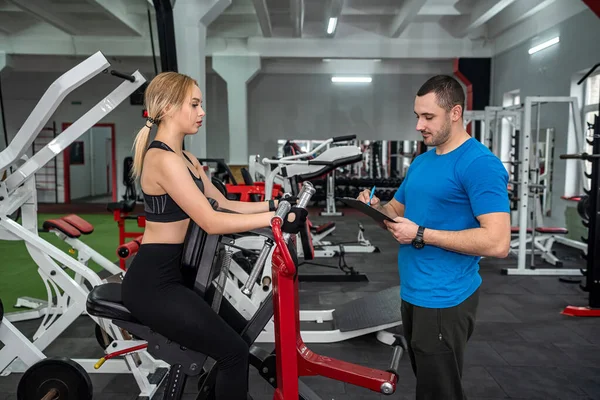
[503,96,587,276]
[0,52,168,399]
[250,138,378,256]
[219,232,400,344]
[8,217,125,325]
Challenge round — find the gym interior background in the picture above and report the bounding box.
[1,0,600,399]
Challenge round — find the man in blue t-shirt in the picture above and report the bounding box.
[358,75,511,399]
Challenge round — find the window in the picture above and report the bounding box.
[582,72,599,191]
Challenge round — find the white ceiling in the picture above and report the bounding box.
[0,0,589,72]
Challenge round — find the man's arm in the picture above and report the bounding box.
[422,212,511,258]
[377,199,405,219]
[424,154,511,258]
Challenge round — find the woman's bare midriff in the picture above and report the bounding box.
[142,219,191,244]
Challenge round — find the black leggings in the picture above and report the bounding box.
[121,243,249,399]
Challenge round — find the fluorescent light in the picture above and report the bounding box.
[322,58,381,62]
[528,36,559,55]
[331,76,372,83]
[327,17,337,34]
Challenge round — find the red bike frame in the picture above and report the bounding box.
[270,219,398,399]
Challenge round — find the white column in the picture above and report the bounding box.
[173,0,231,158]
[211,54,261,165]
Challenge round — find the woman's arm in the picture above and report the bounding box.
[186,151,277,214]
[159,152,275,235]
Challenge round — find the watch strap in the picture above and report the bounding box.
[416,226,425,240]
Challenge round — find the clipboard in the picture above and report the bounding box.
[336,197,395,226]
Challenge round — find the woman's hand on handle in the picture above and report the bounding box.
[271,197,309,234]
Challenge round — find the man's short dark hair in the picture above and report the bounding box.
[417,75,465,115]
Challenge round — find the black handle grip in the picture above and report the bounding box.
[560,153,585,160]
[386,334,407,378]
[110,70,136,82]
[308,160,334,166]
[332,135,356,143]
[559,153,600,160]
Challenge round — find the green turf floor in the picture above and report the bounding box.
[0,213,143,313]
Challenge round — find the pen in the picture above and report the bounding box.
[367,186,376,206]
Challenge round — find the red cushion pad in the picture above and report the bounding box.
[61,214,94,235]
[43,219,81,238]
[535,227,568,234]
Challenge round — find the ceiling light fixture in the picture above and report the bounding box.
[528,36,559,55]
[331,76,372,83]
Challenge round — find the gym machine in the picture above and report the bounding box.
[501,96,588,276]
[0,52,170,399]
[562,63,600,317]
[116,193,403,345]
[6,214,124,325]
[66,182,407,400]
[250,137,379,283]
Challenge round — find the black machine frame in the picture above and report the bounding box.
[563,63,600,316]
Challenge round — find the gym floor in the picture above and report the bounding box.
[1,209,600,399]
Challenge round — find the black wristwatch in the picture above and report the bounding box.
[412,226,425,249]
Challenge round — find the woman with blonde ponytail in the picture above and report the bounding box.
[120,71,308,400]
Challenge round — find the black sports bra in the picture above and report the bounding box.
[142,140,204,222]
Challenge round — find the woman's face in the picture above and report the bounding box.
[172,84,205,135]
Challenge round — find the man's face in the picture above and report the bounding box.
[414,92,453,147]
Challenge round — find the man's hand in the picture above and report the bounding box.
[383,217,419,244]
[357,189,380,206]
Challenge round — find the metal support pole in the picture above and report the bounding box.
[517,98,532,273]
[530,102,542,268]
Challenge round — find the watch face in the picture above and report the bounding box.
[412,239,425,249]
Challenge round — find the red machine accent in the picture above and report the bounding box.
[117,235,144,259]
[583,0,600,18]
[453,59,473,136]
[103,343,148,361]
[270,220,398,399]
[111,208,145,270]
[562,306,600,317]
[225,182,282,202]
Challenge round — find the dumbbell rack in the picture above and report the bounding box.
[563,63,600,317]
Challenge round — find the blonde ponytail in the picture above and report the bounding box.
[131,119,153,179]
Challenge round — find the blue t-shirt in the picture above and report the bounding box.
[394,138,509,308]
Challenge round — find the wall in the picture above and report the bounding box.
[1,61,450,201]
[491,9,600,229]
[205,73,229,163]
[68,131,92,200]
[247,73,439,159]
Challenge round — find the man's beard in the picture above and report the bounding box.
[424,116,451,147]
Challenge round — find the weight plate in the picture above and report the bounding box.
[0,298,4,323]
[17,357,93,400]
[577,196,589,221]
[95,324,114,350]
